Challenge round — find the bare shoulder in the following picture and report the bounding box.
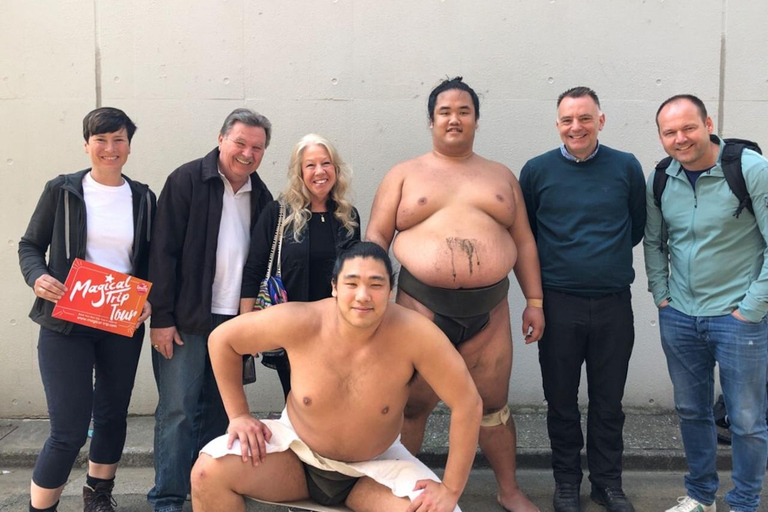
[381,302,449,349]
[371,153,430,204]
[479,154,515,175]
[373,159,413,194]
[383,301,423,324]
[472,153,519,188]
[387,153,432,178]
[378,304,465,382]
[273,301,326,338]
[223,301,326,351]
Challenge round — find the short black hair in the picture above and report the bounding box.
[83,107,137,143]
[655,94,708,129]
[427,76,480,123]
[557,86,600,108]
[331,242,394,288]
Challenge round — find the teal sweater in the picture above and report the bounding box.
[644,138,768,322]
[519,146,646,296]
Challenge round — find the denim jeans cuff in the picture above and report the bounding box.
[154,506,184,512]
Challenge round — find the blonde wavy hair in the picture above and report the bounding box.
[280,133,358,242]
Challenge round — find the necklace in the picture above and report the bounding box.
[313,212,326,223]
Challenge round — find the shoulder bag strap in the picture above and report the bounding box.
[275,203,286,277]
[265,204,284,279]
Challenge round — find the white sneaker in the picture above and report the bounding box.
[666,496,716,512]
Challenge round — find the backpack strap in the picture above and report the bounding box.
[722,138,762,155]
[652,157,673,209]
[720,139,753,218]
[651,158,673,254]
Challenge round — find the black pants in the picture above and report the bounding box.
[538,289,634,488]
[33,324,144,488]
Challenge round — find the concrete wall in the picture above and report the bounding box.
[1,0,766,417]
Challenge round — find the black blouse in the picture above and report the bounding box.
[241,200,361,302]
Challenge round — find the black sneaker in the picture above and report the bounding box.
[590,486,635,512]
[553,482,581,512]
[83,481,117,512]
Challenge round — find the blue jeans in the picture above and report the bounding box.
[147,315,232,512]
[659,307,768,512]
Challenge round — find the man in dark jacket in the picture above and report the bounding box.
[146,108,273,512]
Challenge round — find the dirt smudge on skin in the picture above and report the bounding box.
[446,237,480,281]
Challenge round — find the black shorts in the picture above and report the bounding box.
[398,266,509,345]
[302,463,361,506]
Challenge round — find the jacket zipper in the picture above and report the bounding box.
[132,188,147,270]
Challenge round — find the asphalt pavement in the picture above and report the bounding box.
[1,410,765,511]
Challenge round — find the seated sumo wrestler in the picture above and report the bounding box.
[191,242,482,512]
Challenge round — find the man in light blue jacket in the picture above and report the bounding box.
[644,94,768,512]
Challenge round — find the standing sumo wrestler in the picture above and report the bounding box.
[367,77,545,512]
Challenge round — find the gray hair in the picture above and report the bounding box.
[219,108,272,148]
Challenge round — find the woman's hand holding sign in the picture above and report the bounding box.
[34,274,67,303]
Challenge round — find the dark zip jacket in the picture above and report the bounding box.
[148,147,272,334]
[241,200,360,301]
[18,169,156,334]
[240,201,360,301]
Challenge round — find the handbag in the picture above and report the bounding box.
[252,203,288,357]
[243,204,288,384]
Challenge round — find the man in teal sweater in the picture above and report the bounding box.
[520,87,645,512]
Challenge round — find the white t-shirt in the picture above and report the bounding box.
[83,172,134,274]
[211,172,252,315]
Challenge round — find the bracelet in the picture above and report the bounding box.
[526,298,543,308]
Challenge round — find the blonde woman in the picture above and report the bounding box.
[240,134,359,398]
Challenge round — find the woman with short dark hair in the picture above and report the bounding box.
[18,107,156,512]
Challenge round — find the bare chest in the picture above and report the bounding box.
[289,345,412,417]
[396,168,516,231]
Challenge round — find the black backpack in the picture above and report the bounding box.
[652,135,762,218]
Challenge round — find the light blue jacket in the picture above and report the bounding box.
[644,137,768,322]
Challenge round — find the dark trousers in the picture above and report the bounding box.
[33,323,144,488]
[538,288,634,488]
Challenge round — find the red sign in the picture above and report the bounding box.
[52,259,152,337]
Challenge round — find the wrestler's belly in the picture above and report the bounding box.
[286,401,404,462]
[394,209,517,288]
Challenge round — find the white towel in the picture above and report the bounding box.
[201,410,461,512]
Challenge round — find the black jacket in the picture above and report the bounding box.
[241,200,360,301]
[149,148,272,334]
[18,169,156,334]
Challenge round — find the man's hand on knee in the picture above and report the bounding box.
[227,415,272,466]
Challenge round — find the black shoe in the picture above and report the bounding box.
[553,482,581,512]
[590,486,635,512]
[714,394,732,445]
[83,481,117,512]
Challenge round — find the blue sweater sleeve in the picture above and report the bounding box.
[518,163,538,240]
[628,155,647,247]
